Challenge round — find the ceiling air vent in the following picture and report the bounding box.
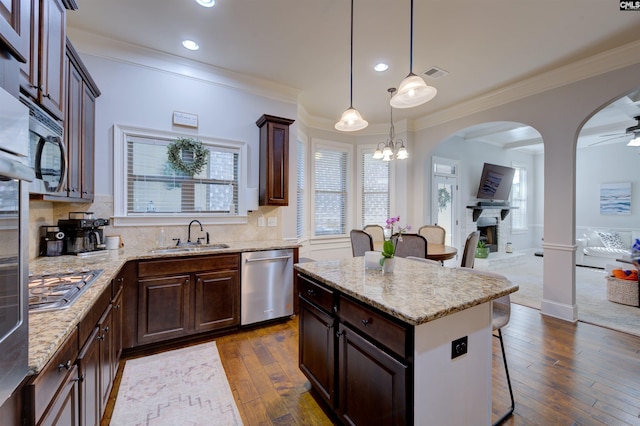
[422,67,448,80]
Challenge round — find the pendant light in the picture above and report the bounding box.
[335,0,368,132]
[373,88,408,161]
[390,0,437,109]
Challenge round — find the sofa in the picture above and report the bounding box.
[576,228,639,269]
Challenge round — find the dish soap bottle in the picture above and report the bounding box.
[157,228,166,248]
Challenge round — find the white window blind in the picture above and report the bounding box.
[511,164,527,230]
[314,147,348,236]
[296,139,305,240]
[126,135,239,215]
[361,151,390,226]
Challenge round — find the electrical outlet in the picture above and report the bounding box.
[451,336,468,359]
[267,217,277,227]
[258,217,266,227]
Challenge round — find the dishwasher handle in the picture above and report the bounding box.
[244,255,292,263]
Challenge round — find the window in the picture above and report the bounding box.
[511,163,527,231]
[296,138,306,240]
[360,149,390,226]
[113,125,248,225]
[313,143,350,237]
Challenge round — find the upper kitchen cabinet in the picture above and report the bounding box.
[64,38,99,202]
[19,0,66,120]
[256,114,295,206]
[0,0,30,63]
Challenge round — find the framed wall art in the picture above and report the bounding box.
[600,182,631,215]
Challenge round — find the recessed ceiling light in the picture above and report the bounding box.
[374,63,389,72]
[182,40,199,51]
[196,0,215,7]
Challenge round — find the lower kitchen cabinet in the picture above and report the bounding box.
[297,273,411,425]
[38,364,80,426]
[77,328,100,426]
[132,254,241,348]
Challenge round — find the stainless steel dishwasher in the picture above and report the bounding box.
[241,249,294,325]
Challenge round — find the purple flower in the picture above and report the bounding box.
[633,238,640,253]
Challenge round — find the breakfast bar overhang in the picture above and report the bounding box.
[294,257,519,425]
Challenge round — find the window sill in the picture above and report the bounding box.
[111,215,249,227]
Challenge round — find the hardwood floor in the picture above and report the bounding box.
[104,304,640,425]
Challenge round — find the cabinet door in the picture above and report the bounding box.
[0,0,30,63]
[112,288,123,370]
[98,304,114,412]
[39,0,65,119]
[64,52,81,197]
[137,274,191,345]
[77,327,100,426]
[39,365,80,426]
[80,83,95,200]
[194,270,239,332]
[337,323,407,426]
[18,0,37,97]
[299,298,335,407]
[256,114,294,206]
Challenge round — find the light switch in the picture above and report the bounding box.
[267,217,277,227]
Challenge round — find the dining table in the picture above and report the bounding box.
[373,242,458,262]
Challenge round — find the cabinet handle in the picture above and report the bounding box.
[103,326,110,334]
[325,323,333,329]
[43,93,51,99]
[97,334,104,341]
[73,374,85,383]
[361,318,372,327]
[57,360,71,371]
[336,330,345,337]
[306,289,316,297]
[115,304,121,310]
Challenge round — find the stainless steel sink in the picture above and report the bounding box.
[150,243,230,254]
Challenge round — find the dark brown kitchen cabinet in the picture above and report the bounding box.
[256,114,294,206]
[297,273,411,425]
[63,38,99,201]
[19,0,66,120]
[77,327,100,426]
[38,364,80,426]
[137,274,191,345]
[299,297,336,408]
[0,0,30,63]
[194,270,240,332]
[131,254,240,348]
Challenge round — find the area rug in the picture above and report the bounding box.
[487,255,640,337]
[110,341,243,426]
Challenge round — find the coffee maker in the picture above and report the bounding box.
[58,212,109,255]
[39,226,66,257]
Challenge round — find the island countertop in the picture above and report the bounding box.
[28,240,300,375]
[294,257,518,326]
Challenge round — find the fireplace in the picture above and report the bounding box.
[477,217,498,252]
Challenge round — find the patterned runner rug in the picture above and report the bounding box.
[110,341,243,425]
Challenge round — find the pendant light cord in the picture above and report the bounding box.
[349,0,354,108]
[409,0,414,73]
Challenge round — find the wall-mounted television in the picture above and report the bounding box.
[476,163,515,201]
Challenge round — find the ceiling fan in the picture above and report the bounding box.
[590,115,640,147]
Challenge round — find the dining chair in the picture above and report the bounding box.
[406,256,441,266]
[363,224,385,245]
[391,233,428,258]
[456,267,515,425]
[350,229,373,257]
[418,225,446,245]
[460,230,480,268]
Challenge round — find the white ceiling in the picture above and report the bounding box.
[66,0,640,150]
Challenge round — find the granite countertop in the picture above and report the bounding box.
[28,240,300,375]
[294,257,519,326]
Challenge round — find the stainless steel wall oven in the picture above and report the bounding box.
[0,87,34,405]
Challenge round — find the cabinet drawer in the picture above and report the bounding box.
[138,254,239,277]
[298,274,334,313]
[27,327,79,423]
[339,296,407,358]
[78,284,111,347]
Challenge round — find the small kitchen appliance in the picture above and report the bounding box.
[58,212,109,255]
[39,226,65,257]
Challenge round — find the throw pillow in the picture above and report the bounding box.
[597,231,625,249]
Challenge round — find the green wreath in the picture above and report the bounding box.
[167,137,208,176]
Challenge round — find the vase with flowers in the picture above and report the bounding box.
[379,216,411,273]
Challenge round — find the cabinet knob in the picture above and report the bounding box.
[103,326,110,334]
[306,289,316,297]
[361,318,372,327]
[72,374,85,383]
[57,360,71,371]
[336,330,345,337]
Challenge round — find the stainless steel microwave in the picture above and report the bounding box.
[20,96,66,194]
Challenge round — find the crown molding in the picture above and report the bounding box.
[66,28,299,106]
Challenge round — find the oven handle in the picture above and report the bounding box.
[34,135,66,191]
[0,154,34,182]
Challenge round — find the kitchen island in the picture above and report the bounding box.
[294,257,518,425]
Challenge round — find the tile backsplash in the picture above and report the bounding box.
[29,195,280,260]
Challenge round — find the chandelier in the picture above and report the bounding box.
[373,88,408,161]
